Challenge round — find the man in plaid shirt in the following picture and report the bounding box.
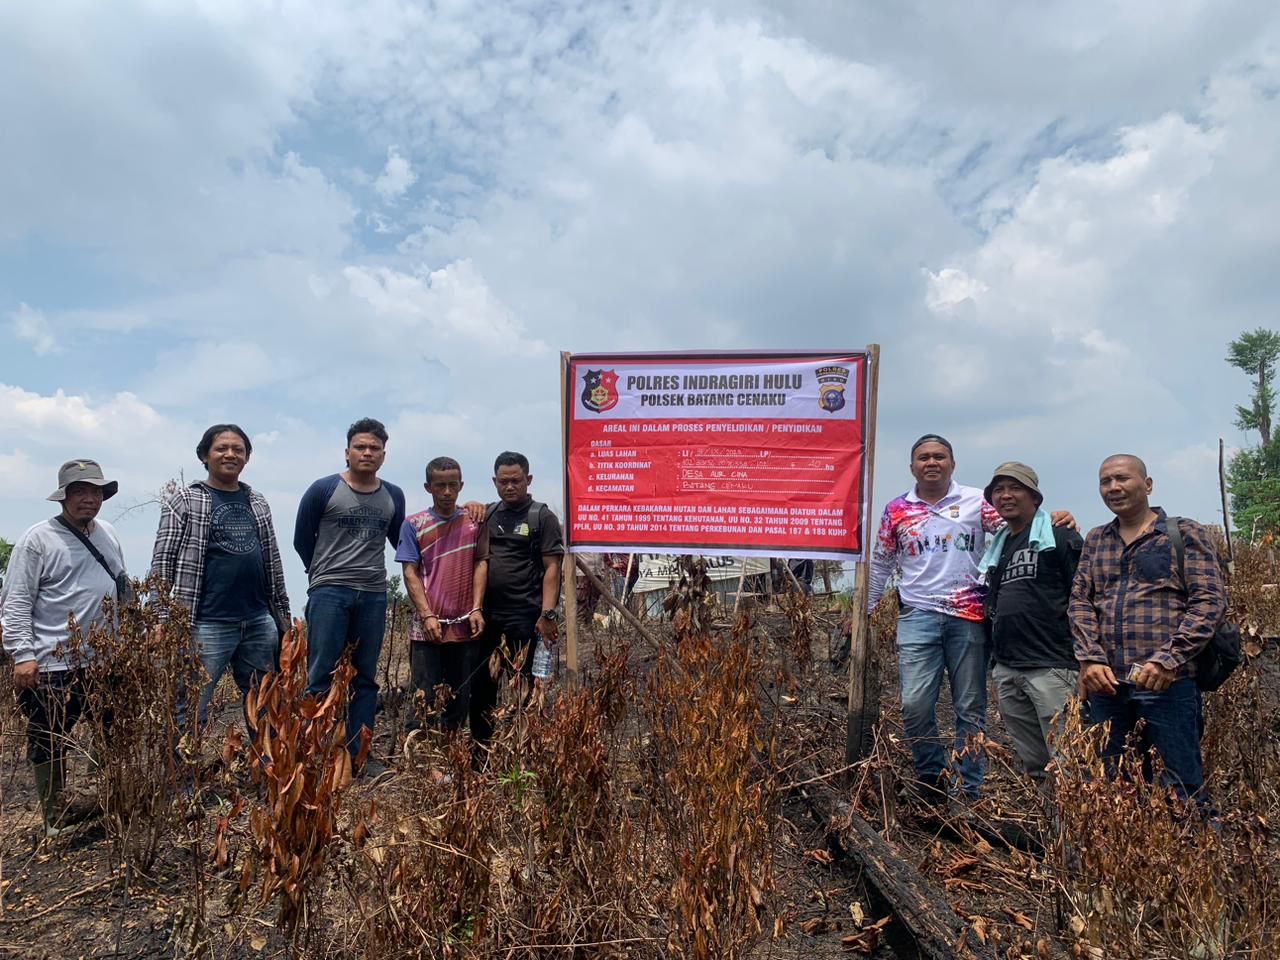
[1069,454,1226,802]
[150,424,291,730]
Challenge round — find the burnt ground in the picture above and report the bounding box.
[1,597,1273,959]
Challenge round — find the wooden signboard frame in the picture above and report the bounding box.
[558,346,881,712]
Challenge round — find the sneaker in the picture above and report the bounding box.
[359,758,395,785]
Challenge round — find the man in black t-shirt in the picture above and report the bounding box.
[979,462,1083,783]
[471,451,564,745]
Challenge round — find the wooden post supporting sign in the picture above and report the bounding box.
[846,344,881,765]
[561,351,580,680]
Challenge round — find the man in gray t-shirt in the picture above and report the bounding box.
[305,481,398,592]
[294,419,405,778]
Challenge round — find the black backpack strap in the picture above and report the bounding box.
[53,514,122,581]
[527,500,548,562]
[485,500,549,563]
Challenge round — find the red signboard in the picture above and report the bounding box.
[563,351,869,560]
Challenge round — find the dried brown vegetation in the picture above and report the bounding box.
[236,623,365,949]
[68,578,200,874]
[1,546,1278,960]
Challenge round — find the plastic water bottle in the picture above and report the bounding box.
[531,634,554,679]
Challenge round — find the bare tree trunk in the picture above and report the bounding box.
[1261,359,1272,445]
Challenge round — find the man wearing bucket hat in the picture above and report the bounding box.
[977,462,1083,783]
[867,435,1075,802]
[1,459,127,837]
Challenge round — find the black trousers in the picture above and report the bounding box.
[471,611,538,744]
[16,669,90,766]
[406,639,482,733]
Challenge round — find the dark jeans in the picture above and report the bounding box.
[472,610,538,744]
[406,639,483,733]
[305,586,387,759]
[17,669,90,766]
[1088,678,1206,804]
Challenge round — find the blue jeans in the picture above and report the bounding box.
[182,612,277,730]
[1088,678,1205,804]
[305,586,387,759]
[896,605,989,794]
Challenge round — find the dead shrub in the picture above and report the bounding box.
[69,577,201,873]
[352,736,495,959]
[490,642,649,954]
[1049,698,1279,959]
[234,621,365,952]
[643,629,777,959]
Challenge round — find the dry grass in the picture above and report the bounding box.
[0,547,1277,959]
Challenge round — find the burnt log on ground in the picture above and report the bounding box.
[838,812,996,959]
[795,786,996,960]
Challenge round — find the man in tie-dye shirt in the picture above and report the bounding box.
[869,435,998,799]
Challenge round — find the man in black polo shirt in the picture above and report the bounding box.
[471,451,564,744]
[979,462,1083,783]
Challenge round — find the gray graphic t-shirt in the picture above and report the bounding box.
[307,480,395,592]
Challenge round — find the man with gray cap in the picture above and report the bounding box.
[978,462,1082,783]
[1,459,127,836]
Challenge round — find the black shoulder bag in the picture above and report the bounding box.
[1166,517,1241,692]
[54,515,137,605]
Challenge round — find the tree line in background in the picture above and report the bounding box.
[1228,328,1280,540]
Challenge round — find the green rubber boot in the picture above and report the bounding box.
[32,761,67,838]
[33,760,98,837]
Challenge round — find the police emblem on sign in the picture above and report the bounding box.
[815,365,850,413]
[581,369,619,413]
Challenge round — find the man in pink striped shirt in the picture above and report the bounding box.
[395,457,489,733]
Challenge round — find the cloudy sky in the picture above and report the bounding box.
[1,0,1276,602]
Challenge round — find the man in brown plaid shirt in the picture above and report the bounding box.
[1069,454,1226,803]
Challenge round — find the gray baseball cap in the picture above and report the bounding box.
[48,459,119,502]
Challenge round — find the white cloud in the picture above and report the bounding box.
[924,268,988,314]
[0,0,1277,554]
[343,259,543,352]
[0,385,162,437]
[139,340,281,403]
[374,146,417,200]
[9,303,57,354]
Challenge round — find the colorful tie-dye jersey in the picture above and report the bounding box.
[868,482,1004,622]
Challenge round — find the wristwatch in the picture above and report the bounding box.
[540,608,562,624]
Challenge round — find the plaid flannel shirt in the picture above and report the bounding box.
[1069,508,1225,679]
[149,481,291,624]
